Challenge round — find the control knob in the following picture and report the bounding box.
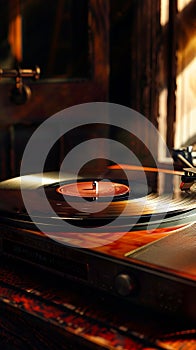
[114,273,135,297]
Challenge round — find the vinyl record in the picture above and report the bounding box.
[0,166,195,233]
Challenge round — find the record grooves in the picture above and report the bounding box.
[0,170,195,230]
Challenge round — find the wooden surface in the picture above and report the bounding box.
[0,254,195,350]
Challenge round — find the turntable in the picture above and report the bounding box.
[0,164,195,322]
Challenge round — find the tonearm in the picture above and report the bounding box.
[180,167,196,191]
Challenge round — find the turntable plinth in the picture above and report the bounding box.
[0,255,195,350]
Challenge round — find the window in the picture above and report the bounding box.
[159,0,196,161]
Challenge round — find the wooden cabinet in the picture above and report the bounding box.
[0,0,109,179]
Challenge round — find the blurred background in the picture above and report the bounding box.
[0,0,195,179]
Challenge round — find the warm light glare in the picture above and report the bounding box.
[178,0,192,11]
[175,56,196,147]
[8,13,22,62]
[158,89,169,162]
[159,0,196,153]
[160,0,169,26]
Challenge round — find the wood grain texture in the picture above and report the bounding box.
[0,256,195,350]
